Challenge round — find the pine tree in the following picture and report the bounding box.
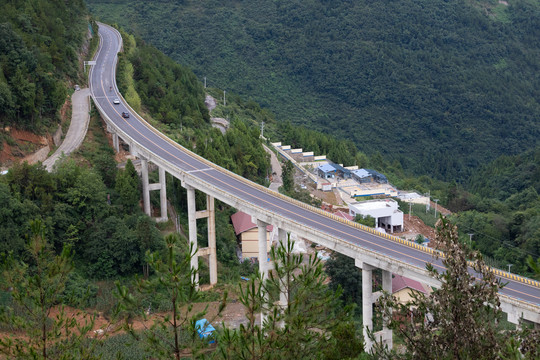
[115,233,226,359]
[0,219,96,359]
[372,217,538,359]
[216,236,363,359]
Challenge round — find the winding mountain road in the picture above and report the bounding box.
[89,23,540,317]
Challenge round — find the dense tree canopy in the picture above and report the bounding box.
[88,0,540,182]
[0,160,162,279]
[0,0,89,129]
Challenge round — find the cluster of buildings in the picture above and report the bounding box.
[317,164,388,184]
[227,141,434,303]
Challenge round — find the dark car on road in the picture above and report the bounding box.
[122,112,130,118]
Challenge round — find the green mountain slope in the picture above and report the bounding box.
[87,0,540,181]
[468,146,540,201]
[0,0,90,130]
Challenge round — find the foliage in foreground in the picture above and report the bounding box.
[372,217,539,359]
[115,233,227,360]
[0,220,96,359]
[215,237,364,360]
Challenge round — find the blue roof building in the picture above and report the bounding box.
[317,164,336,179]
[366,169,388,184]
[352,169,371,183]
[330,163,352,179]
[352,168,388,184]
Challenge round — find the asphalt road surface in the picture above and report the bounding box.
[43,88,90,172]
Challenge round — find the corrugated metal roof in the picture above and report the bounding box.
[317,163,336,173]
[231,211,273,235]
[331,163,351,175]
[392,275,429,294]
[366,169,388,182]
[352,168,370,178]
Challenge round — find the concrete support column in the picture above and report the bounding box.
[207,195,217,285]
[186,185,199,287]
[362,263,374,352]
[382,269,393,350]
[257,220,269,280]
[141,159,151,216]
[257,219,270,326]
[158,167,167,221]
[112,133,120,153]
[278,228,288,307]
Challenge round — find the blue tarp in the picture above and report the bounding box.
[195,319,216,343]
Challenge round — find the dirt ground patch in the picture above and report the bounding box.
[395,215,437,242]
[0,299,250,345]
[0,128,50,168]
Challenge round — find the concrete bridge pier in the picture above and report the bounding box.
[141,158,151,216]
[276,228,288,329]
[156,167,167,222]
[278,228,288,307]
[112,133,120,152]
[379,269,393,350]
[257,219,270,325]
[257,219,270,280]
[186,184,199,287]
[361,262,374,352]
[140,161,168,222]
[184,186,218,287]
[194,195,217,285]
[356,261,394,353]
[106,124,120,153]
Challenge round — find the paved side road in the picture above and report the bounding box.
[43,88,90,172]
[263,144,282,192]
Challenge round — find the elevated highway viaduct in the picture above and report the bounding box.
[89,23,540,351]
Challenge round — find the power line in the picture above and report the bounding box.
[459,225,539,258]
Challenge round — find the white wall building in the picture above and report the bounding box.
[348,199,404,233]
[397,191,430,206]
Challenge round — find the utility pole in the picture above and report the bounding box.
[426,190,430,212]
[204,76,207,88]
[409,202,412,221]
[260,121,265,138]
[434,199,439,218]
[508,264,513,273]
[223,90,226,106]
[468,233,474,247]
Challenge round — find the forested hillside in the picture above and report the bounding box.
[116,30,271,183]
[87,0,540,181]
[0,0,91,130]
[451,147,540,274]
